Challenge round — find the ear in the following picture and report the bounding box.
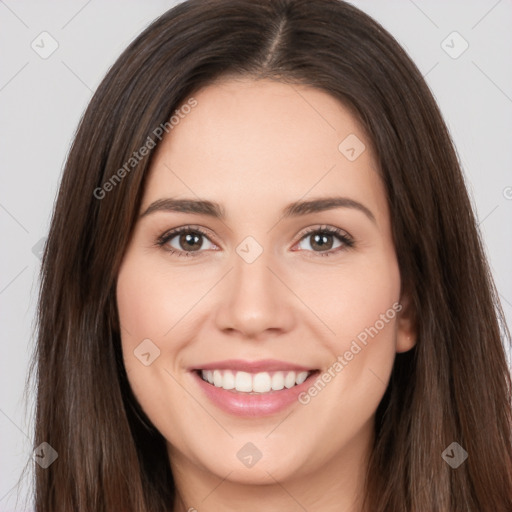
[395,293,417,353]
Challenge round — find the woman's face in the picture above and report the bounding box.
[116,78,415,490]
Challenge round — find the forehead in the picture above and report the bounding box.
[143,78,387,223]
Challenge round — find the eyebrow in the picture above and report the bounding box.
[140,196,376,224]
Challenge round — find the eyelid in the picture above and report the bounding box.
[291,224,354,255]
[157,224,216,241]
[156,225,218,255]
[294,224,352,243]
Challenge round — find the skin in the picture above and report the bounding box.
[116,77,416,512]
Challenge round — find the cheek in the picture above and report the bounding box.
[289,249,401,349]
[292,254,401,432]
[116,255,171,338]
[116,253,178,416]
[116,251,210,339]
[116,258,192,443]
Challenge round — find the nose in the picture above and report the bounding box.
[214,247,296,339]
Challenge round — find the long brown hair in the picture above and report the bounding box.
[26,0,512,510]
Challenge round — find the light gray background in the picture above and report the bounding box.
[1,1,511,510]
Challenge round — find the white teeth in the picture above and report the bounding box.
[253,372,272,393]
[271,372,285,391]
[284,371,296,389]
[213,370,222,387]
[222,370,235,390]
[200,369,312,393]
[235,371,253,392]
[296,371,309,385]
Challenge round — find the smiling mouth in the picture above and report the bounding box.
[195,369,319,394]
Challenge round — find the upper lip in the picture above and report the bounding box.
[191,359,316,373]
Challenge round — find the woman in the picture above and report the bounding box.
[30,0,512,510]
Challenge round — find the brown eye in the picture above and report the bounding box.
[158,226,216,256]
[295,227,354,256]
[309,232,335,251]
[176,232,204,251]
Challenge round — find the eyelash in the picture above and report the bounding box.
[155,224,355,258]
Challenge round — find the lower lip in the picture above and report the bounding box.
[192,370,318,417]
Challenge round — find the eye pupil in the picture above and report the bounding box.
[311,233,333,251]
[180,232,202,251]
